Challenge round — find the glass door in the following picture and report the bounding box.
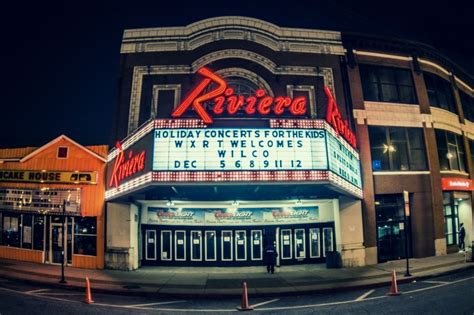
[191,231,202,261]
[161,230,172,261]
[145,230,157,260]
[235,230,247,261]
[251,230,262,260]
[175,231,186,261]
[322,227,334,257]
[221,230,233,261]
[50,224,65,264]
[309,228,320,258]
[280,229,292,260]
[205,231,216,261]
[377,222,406,262]
[294,229,306,259]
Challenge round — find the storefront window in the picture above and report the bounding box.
[74,217,96,256]
[424,72,457,114]
[369,126,427,171]
[359,64,417,104]
[443,192,460,246]
[435,129,466,172]
[33,216,45,250]
[375,194,411,262]
[2,214,20,247]
[21,214,33,249]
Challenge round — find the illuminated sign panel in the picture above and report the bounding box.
[0,170,97,185]
[153,127,361,189]
[0,188,81,214]
[147,206,320,226]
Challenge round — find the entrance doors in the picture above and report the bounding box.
[141,223,335,266]
[50,224,67,264]
[377,222,407,262]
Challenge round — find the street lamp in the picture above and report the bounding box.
[403,190,412,277]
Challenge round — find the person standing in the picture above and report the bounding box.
[264,242,278,274]
[458,223,466,252]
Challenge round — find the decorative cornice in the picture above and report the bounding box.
[121,16,344,55]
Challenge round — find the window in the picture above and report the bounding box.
[369,126,427,171]
[33,216,45,250]
[424,72,457,113]
[443,192,459,246]
[359,65,417,104]
[21,214,33,249]
[436,130,466,172]
[57,147,68,158]
[460,90,474,122]
[74,217,96,256]
[2,214,20,247]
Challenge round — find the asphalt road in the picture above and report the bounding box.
[0,268,473,314]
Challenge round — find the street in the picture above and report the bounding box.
[0,268,473,314]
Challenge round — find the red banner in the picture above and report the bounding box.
[441,178,473,191]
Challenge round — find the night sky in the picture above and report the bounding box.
[1,0,473,148]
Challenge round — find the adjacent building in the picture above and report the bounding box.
[0,135,108,269]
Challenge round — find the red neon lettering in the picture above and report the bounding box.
[171,68,307,123]
[324,86,357,148]
[171,67,227,124]
[109,142,146,189]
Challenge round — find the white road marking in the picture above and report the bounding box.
[123,300,186,307]
[37,292,83,296]
[24,289,50,294]
[423,280,449,284]
[403,276,474,295]
[355,289,375,301]
[251,298,279,308]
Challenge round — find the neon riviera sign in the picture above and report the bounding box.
[109,142,146,189]
[171,67,357,148]
[172,68,307,123]
[324,86,357,148]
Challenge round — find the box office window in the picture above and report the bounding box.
[369,126,427,171]
[460,90,474,122]
[74,217,96,256]
[359,65,417,104]
[424,72,457,114]
[436,129,466,172]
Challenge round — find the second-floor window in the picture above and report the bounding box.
[435,129,466,172]
[359,64,417,104]
[424,72,457,114]
[369,126,427,171]
[460,90,474,122]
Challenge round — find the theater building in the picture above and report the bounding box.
[0,135,107,269]
[105,17,474,270]
[106,17,364,270]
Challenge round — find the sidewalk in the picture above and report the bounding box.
[0,253,472,297]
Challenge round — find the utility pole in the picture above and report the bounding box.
[59,199,67,284]
[403,190,411,277]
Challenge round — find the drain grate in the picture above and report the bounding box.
[123,285,141,290]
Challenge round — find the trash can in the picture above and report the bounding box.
[326,251,342,268]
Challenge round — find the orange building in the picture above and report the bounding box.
[0,135,107,269]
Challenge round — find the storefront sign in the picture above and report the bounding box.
[148,206,319,226]
[441,178,473,191]
[109,142,146,189]
[0,188,81,214]
[171,67,307,124]
[0,170,97,184]
[153,128,361,188]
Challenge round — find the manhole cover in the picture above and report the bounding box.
[123,285,141,290]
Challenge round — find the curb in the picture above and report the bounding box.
[1,263,472,299]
